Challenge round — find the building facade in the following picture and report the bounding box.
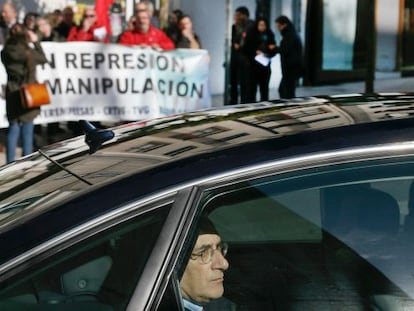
[1,0,409,94]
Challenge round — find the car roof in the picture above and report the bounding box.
[1,93,414,262]
[2,93,414,214]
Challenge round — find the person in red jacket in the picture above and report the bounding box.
[67,7,108,42]
[117,4,174,50]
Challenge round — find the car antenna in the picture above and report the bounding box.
[79,120,115,154]
[38,149,93,186]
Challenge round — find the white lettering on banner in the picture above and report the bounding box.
[0,42,211,127]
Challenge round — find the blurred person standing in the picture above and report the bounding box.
[274,15,303,99]
[1,24,48,163]
[127,15,136,31]
[176,15,201,49]
[137,0,159,28]
[67,7,108,42]
[67,7,107,135]
[164,9,183,44]
[244,18,276,102]
[118,3,174,50]
[0,2,17,44]
[54,6,76,40]
[229,6,254,105]
[37,15,66,144]
[53,9,63,27]
[37,15,65,42]
[23,12,39,32]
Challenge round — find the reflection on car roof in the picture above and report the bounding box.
[1,93,414,227]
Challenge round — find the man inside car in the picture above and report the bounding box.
[180,217,233,311]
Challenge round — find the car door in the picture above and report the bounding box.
[156,142,414,310]
[0,189,191,311]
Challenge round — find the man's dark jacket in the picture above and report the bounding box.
[276,25,303,79]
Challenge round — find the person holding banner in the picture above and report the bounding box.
[117,3,174,50]
[1,24,48,163]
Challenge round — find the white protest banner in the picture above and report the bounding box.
[0,42,211,128]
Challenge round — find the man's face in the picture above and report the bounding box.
[180,234,229,303]
[258,20,266,32]
[83,8,97,24]
[2,3,16,25]
[135,2,148,15]
[234,11,242,25]
[276,22,286,33]
[136,11,150,33]
[62,8,74,25]
[168,12,178,25]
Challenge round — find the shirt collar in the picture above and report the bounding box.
[183,298,203,311]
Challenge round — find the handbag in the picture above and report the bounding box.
[20,82,51,109]
[20,46,51,109]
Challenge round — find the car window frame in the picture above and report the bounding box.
[127,186,201,310]
[196,142,414,196]
[159,141,414,310]
[0,190,178,296]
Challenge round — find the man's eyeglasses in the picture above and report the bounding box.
[85,14,96,18]
[190,242,228,264]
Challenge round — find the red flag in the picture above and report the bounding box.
[95,0,114,36]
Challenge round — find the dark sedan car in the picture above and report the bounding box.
[1,94,414,310]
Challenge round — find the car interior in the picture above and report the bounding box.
[205,173,414,310]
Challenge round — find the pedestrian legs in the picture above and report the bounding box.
[21,121,34,156]
[229,56,239,105]
[6,121,19,163]
[258,65,271,101]
[279,75,296,99]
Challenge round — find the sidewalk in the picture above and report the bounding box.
[2,73,414,165]
[212,72,414,107]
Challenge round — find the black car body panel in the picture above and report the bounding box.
[1,94,414,265]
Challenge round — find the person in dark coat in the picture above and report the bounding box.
[229,6,254,105]
[1,23,48,163]
[54,6,75,40]
[275,15,303,99]
[0,2,17,45]
[164,9,183,44]
[244,18,276,102]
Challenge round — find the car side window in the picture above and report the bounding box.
[186,159,414,310]
[0,204,171,311]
